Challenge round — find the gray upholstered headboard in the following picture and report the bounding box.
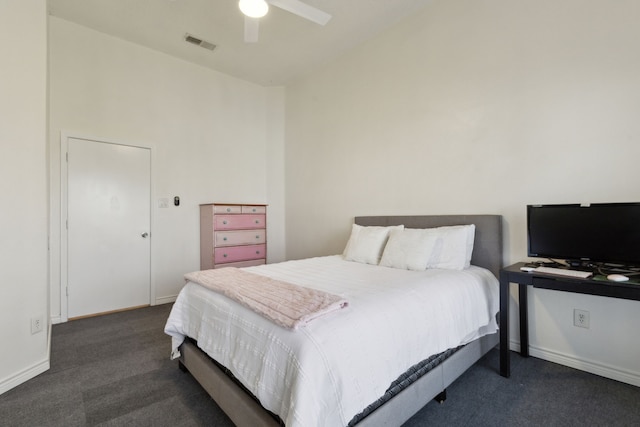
[354,215,503,278]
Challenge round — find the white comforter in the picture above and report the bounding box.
[164,256,499,427]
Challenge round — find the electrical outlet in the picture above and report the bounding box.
[31,316,44,334]
[574,309,590,329]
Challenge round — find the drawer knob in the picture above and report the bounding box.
[223,254,228,258]
[252,208,257,212]
[256,251,261,255]
[223,237,228,241]
[226,208,231,212]
[223,220,228,225]
[256,235,260,239]
[255,220,260,224]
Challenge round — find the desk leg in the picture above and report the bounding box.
[519,283,529,357]
[499,270,510,377]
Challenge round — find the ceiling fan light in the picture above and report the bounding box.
[239,0,269,18]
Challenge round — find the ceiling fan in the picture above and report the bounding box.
[238,0,332,43]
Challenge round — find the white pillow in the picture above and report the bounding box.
[425,224,476,270]
[379,228,439,271]
[343,224,404,265]
[378,224,476,271]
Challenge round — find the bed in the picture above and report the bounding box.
[165,214,503,426]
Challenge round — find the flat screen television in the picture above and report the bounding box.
[527,202,640,267]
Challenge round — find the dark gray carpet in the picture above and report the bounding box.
[1,304,638,426]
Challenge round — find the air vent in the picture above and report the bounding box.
[184,33,216,51]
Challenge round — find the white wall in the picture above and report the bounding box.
[265,88,287,262]
[0,1,50,393]
[285,0,640,384]
[48,17,286,320]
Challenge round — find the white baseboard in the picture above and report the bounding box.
[51,298,176,325]
[155,294,177,305]
[510,340,640,387]
[1,323,52,395]
[0,357,50,395]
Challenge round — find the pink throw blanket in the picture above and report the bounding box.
[184,268,349,330]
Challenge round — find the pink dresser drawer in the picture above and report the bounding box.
[213,205,242,214]
[215,230,266,247]
[214,259,265,269]
[241,205,266,214]
[214,244,266,264]
[214,214,265,230]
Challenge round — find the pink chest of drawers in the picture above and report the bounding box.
[200,203,267,269]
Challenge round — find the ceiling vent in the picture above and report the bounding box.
[184,33,216,51]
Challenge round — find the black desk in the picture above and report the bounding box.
[499,262,640,377]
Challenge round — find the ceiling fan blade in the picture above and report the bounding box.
[268,0,332,26]
[244,16,260,43]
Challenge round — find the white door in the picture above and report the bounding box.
[67,138,151,318]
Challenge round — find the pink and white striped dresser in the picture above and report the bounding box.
[199,203,267,270]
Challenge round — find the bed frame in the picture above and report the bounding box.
[179,214,503,426]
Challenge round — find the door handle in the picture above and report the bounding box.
[141,232,149,238]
